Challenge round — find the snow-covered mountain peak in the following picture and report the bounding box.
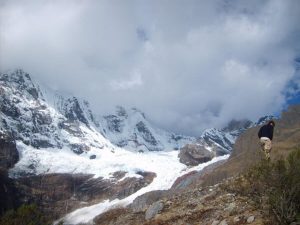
[1,69,35,89]
[1,70,196,156]
[0,69,42,101]
[101,105,195,152]
[1,70,113,164]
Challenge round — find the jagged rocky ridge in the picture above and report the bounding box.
[100,106,196,152]
[0,70,195,155]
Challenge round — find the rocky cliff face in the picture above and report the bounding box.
[0,131,19,170]
[14,171,156,221]
[0,130,20,216]
[0,70,112,155]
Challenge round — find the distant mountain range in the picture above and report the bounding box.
[0,69,275,176]
[0,69,194,154]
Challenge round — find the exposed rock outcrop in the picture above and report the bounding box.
[0,131,19,216]
[171,159,226,190]
[14,171,156,221]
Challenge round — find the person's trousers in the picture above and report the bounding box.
[260,137,272,160]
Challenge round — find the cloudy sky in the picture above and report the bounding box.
[1,0,300,136]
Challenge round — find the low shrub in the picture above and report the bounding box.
[224,148,300,225]
[0,204,50,225]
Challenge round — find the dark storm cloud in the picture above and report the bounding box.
[1,0,300,135]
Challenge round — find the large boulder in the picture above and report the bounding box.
[130,190,169,213]
[145,200,164,220]
[178,144,214,166]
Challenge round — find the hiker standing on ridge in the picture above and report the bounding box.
[258,120,275,160]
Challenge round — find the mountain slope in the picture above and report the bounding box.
[199,104,300,187]
[89,104,300,225]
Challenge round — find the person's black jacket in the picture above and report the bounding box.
[258,124,274,140]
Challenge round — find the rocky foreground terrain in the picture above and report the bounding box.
[94,180,267,225]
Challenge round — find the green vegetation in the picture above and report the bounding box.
[224,148,300,225]
[0,204,50,225]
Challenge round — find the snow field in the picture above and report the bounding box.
[56,151,228,224]
[11,141,228,224]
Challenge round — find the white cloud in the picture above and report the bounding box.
[0,0,299,135]
[110,71,143,90]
